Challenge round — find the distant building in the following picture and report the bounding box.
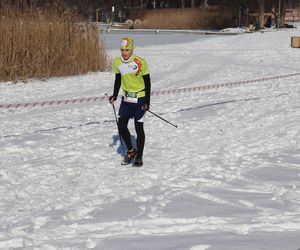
[285,7,300,22]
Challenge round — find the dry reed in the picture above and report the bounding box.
[134,8,233,30]
[0,3,109,82]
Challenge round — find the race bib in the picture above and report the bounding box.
[124,91,138,103]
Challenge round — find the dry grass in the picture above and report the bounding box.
[134,8,233,30]
[0,3,109,82]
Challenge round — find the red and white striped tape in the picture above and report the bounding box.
[151,72,300,96]
[0,96,108,109]
[1,72,299,109]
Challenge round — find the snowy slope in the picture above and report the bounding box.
[0,29,300,250]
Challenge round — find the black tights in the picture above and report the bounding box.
[118,117,145,157]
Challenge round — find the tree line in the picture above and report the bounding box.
[2,0,300,27]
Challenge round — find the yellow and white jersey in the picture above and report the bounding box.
[113,55,150,98]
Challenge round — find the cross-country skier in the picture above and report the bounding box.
[109,37,151,167]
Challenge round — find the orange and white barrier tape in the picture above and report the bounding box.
[1,72,299,109]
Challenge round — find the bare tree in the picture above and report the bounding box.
[257,0,265,28]
[279,0,287,27]
[191,0,195,8]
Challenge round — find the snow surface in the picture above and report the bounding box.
[1,29,300,249]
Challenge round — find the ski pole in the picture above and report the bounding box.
[112,103,124,146]
[148,110,178,128]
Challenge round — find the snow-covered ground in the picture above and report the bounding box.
[0,29,300,250]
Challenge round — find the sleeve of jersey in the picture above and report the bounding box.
[143,74,151,106]
[141,59,150,76]
[112,58,120,74]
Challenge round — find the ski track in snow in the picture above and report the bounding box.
[0,29,300,249]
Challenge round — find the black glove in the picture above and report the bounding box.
[141,104,150,111]
[108,95,117,104]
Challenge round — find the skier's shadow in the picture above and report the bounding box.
[111,134,136,157]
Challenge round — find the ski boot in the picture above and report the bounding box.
[121,149,137,165]
[132,156,143,167]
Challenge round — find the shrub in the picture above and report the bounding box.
[0,3,109,82]
[133,7,233,30]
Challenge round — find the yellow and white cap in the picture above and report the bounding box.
[120,37,134,51]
